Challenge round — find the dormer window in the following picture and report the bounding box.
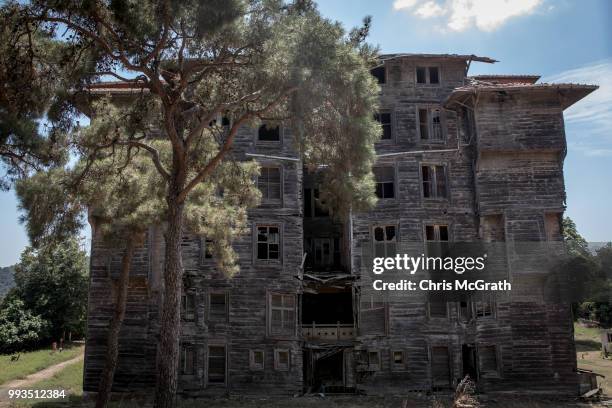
[416,66,440,85]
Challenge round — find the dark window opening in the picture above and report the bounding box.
[422,165,447,199]
[374,112,392,140]
[209,293,227,321]
[208,346,226,383]
[302,292,353,325]
[374,167,395,199]
[393,350,405,368]
[250,350,264,370]
[202,238,214,259]
[419,108,429,140]
[258,124,280,142]
[462,344,478,381]
[416,67,427,84]
[417,66,440,85]
[371,66,385,84]
[429,300,448,318]
[180,346,196,375]
[275,349,290,371]
[257,225,280,260]
[368,351,380,370]
[181,293,196,321]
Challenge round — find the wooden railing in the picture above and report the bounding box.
[302,323,355,340]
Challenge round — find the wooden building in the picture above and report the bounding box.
[83,54,597,396]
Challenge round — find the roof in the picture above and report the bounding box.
[445,79,598,110]
[469,74,540,84]
[379,53,497,64]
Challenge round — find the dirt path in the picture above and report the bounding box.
[0,353,84,405]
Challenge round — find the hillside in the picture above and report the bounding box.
[0,264,15,298]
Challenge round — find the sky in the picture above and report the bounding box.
[0,0,610,266]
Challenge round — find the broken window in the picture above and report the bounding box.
[608,333,612,342]
[257,123,280,142]
[374,167,395,199]
[181,293,196,322]
[250,350,264,371]
[371,65,386,84]
[258,167,281,202]
[479,345,499,375]
[208,345,226,384]
[425,224,450,258]
[416,66,440,84]
[274,349,290,371]
[372,225,397,258]
[421,165,448,199]
[418,108,444,141]
[374,111,392,140]
[180,345,196,375]
[431,346,451,388]
[392,350,405,370]
[269,293,295,336]
[200,238,214,261]
[256,225,280,260]
[209,293,227,321]
[368,350,380,371]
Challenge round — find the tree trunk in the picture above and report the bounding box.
[95,237,137,408]
[154,195,185,408]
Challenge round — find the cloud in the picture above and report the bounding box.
[415,1,445,18]
[543,59,612,156]
[393,0,543,32]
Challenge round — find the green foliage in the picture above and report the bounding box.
[562,217,590,258]
[12,239,89,341]
[0,344,83,383]
[0,296,48,354]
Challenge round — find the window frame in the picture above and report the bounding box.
[180,344,197,376]
[206,344,228,386]
[256,122,282,144]
[249,349,265,371]
[427,300,449,319]
[267,292,297,338]
[254,224,282,264]
[274,348,290,371]
[478,344,500,377]
[374,110,394,142]
[417,106,446,143]
[368,350,381,371]
[181,291,197,322]
[200,237,214,264]
[257,165,283,205]
[371,224,398,258]
[208,291,229,322]
[415,65,441,85]
[420,163,449,200]
[373,166,397,200]
[392,349,406,371]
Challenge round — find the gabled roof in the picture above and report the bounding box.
[444,79,598,110]
[379,53,497,64]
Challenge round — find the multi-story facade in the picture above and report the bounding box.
[83,54,597,396]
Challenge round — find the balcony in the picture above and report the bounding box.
[302,323,355,340]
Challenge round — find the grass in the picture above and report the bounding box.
[0,345,84,385]
[8,359,84,408]
[574,323,603,352]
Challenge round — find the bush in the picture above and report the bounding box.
[0,296,48,353]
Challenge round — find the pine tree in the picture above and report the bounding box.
[8,2,381,406]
